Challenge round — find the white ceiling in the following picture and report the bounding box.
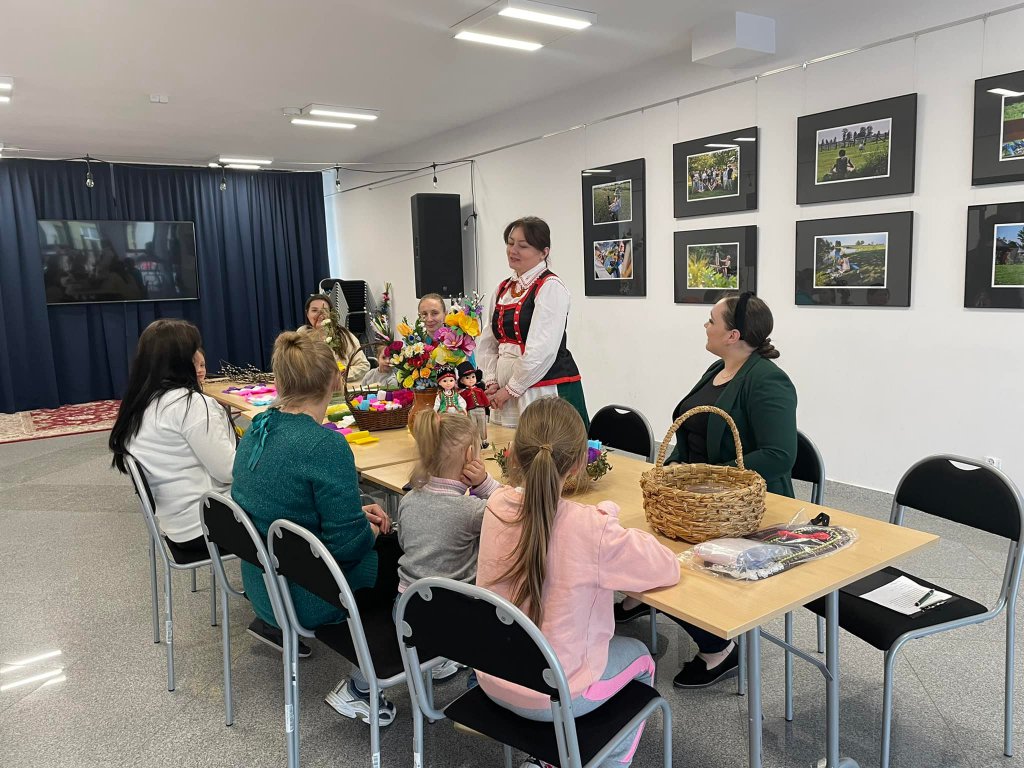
[0,0,812,169]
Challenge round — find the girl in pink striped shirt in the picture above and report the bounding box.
[476,397,680,767]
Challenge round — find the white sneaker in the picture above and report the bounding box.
[324,678,397,726]
[431,658,465,681]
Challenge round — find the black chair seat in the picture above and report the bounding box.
[807,567,988,651]
[445,680,659,767]
[314,603,405,679]
[164,537,213,566]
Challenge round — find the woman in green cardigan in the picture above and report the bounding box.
[232,330,397,725]
[619,293,797,689]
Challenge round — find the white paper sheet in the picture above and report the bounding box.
[858,575,952,615]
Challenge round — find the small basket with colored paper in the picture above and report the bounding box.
[640,405,766,543]
[341,345,412,432]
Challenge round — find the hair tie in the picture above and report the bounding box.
[539,443,552,453]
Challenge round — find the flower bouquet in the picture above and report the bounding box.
[369,282,393,344]
[316,307,350,374]
[488,439,612,495]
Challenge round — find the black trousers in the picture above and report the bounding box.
[667,615,732,654]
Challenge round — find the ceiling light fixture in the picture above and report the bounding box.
[454,31,543,51]
[0,96,10,104]
[218,156,272,165]
[85,155,95,189]
[224,163,262,170]
[307,105,379,121]
[989,88,1024,98]
[497,1,595,30]
[208,162,221,168]
[290,118,357,129]
[0,76,12,100]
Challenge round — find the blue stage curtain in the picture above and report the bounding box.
[0,159,328,412]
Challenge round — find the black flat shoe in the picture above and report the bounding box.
[673,645,739,688]
[613,601,651,624]
[247,618,312,658]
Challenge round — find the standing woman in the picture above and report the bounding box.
[476,217,589,429]
[301,293,370,383]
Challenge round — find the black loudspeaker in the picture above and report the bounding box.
[411,193,464,297]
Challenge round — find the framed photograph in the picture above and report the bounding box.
[592,179,631,224]
[795,212,913,307]
[965,202,1024,308]
[673,226,757,305]
[582,158,646,297]
[796,95,917,204]
[972,70,1024,186]
[673,127,758,218]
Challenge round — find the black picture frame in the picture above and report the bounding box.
[582,158,646,297]
[965,202,1024,309]
[672,127,758,218]
[796,94,917,204]
[795,211,913,307]
[673,226,757,305]
[972,70,1024,186]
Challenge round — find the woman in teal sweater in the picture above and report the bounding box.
[619,293,797,689]
[232,330,395,725]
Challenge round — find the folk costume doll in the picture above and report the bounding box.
[457,361,490,447]
[433,364,467,414]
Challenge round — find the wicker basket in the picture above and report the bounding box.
[341,344,411,432]
[640,405,766,543]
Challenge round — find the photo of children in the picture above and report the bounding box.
[685,243,739,289]
[813,233,888,288]
[686,147,739,202]
[593,238,633,280]
[1001,95,1024,161]
[815,118,891,184]
[992,223,1024,287]
[592,179,632,224]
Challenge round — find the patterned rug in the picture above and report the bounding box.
[0,400,121,445]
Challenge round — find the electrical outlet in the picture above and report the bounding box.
[985,456,1002,470]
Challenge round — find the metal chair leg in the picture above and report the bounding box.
[285,629,299,768]
[784,612,794,721]
[149,541,160,643]
[210,566,218,626]
[221,586,233,726]
[661,700,673,768]
[737,634,746,696]
[880,648,898,768]
[190,568,198,593]
[1006,609,1016,757]
[816,615,825,654]
[648,607,658,655]
[164,561,175,691]
[502,744,513,768]
[369,678,381,768]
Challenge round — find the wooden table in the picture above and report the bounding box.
[360,450,936,768]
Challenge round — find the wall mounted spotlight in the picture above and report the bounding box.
[85,155,95,189]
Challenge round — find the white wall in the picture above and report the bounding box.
[330,1,1024,493]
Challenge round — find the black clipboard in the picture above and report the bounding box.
[840,571,958,617]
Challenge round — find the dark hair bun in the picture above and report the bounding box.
[757,338,780,359]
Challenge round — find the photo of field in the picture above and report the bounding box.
[992,222,1024,287]
[815,118,891,184]
[592,179,631,224]
[685,243,739,289]
[686,147,739,202]
[1001,95,1024,160]
[814,233,887,288]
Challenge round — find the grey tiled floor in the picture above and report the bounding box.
[0,432,1019,767]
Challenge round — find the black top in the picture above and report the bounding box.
[673,377,727,464]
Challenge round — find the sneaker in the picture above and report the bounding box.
[613,601,650,624]
[247,618,312,658]
[324,678,397,726]
[672,645,740,689]
[519,759,553,768]
[431,659,464,681]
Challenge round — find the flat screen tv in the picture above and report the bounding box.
[38,220,199,304]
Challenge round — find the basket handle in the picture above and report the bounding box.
[341,342,386,405]
[654,405,746,470]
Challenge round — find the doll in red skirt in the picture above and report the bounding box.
[456,361,490,448]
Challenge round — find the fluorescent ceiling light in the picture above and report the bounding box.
[218,156,272,165]
[0,83,11,91]
[225,164,261,170]
[0,96,10,104]
[291,118,357,129]
[498,5,592,30]
[307,105,379,121]
[733,137,756,142]
[208,162,221,168]
[989,88,1024,98]
[454,31,542,51]
[582,168,611,173]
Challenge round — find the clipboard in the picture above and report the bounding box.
[841,570,958,617]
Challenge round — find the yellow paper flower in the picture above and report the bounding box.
[336,361,346,371]
[445,311,460,327]
[397,321,413,337]
[459,315,480,337]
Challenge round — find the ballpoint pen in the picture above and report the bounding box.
[914,588,935,608]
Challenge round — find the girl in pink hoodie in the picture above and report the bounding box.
[476,397,680,767]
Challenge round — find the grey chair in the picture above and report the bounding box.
[200,492,296,766]
[124,454,236,691]
[588,404,657,462]
[802,455,1024,768]
[396,577,672,768]
[267,520,442,768]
